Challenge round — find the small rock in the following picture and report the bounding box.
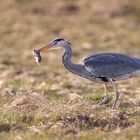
[28,126,41,134]
[0,64,7,70]
[50,121,65,133]
[4,88,16,95]
[68,93,83,100]
[15,135,24,140]
[0,80,5,88]
[28,125,46,134]
[50,84,62,91]
[39,82,48,89]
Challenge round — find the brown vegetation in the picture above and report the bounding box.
[0,0,140,140]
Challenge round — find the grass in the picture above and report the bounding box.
[0,0,140,139]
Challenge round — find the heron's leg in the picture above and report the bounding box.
[98,84,110,105]
[103,84,108,97]
[109,79,120,110]
[103,84,110,103]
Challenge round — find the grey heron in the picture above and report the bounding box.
[33,38,140,110]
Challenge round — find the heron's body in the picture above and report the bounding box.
[83,53,140,81]
[35,38,140,110]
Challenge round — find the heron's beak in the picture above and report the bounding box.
[38,44,53,52]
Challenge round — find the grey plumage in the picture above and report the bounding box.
[37,38,140,110]
[83,53,140,80]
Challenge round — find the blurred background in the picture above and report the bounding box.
[0,0,140,84]
[0,0,140,139]
[0,0,140,92]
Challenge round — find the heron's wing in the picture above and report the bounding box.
[83,53,140,78]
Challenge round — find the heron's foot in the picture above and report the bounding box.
[97,95,110,105]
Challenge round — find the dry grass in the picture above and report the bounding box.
[0,0,140,139]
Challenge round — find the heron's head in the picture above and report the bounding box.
[38,38,71,52]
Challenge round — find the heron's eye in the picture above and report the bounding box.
[54,41,58,45]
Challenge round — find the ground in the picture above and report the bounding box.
[0,0,140,140]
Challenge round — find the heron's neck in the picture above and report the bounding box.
[62,45,89,77]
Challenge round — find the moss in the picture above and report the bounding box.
[83,89,104,101]
[9,80,24,89]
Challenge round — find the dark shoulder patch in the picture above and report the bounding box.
[99,77,108,82]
